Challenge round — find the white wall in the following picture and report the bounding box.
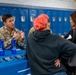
[0,0,76,9]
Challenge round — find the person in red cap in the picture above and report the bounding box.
[28,18,52,35]
[26,14,76,75]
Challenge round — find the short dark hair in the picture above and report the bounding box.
[2,14,13,22]
[70,11,76,25]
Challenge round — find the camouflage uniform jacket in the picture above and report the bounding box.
[0,26,25,49]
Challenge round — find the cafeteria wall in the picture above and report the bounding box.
[0,0,76,37]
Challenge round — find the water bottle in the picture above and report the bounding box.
[11,38,16,54]
[0,39,5,56]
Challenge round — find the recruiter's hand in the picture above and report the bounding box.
[20,31,25,39]
[13,32,20,40]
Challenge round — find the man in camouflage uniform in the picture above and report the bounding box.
[0,14,25,49]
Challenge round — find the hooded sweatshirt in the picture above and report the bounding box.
[26,30,76,75]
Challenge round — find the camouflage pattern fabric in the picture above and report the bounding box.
[0,26,25,49]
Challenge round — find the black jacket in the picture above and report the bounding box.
[26,30,76,75]
[64,29,76,44]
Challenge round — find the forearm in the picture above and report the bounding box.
[60,40,76,60]
[17,37,25,46]
[4,38,13,49]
